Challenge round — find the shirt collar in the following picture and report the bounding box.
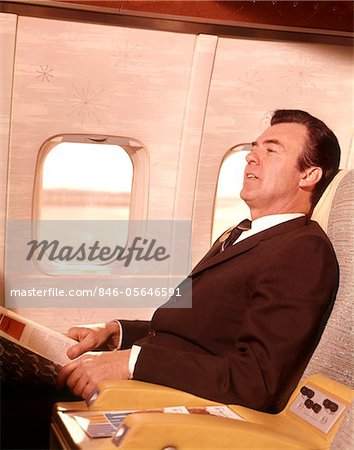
[236,213,305,244]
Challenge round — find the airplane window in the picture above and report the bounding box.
[212,144,251,243]
[39,141,132,221]
[32,135,149,274]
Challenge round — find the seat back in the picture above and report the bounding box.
[305,169,353,385]
[304,169,354,449]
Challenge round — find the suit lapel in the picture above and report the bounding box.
[191,225,234,273]
[191,234,261,277]
[191,216,309,277]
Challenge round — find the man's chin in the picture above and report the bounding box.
[240,189,250,202]
[240,189,257,208]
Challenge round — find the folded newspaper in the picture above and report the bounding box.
[0,306,76,385]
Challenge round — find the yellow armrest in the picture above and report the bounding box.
[90,379,222,410]
[114,412,324,450]
[51,375,353,450]
[91,375,353,450]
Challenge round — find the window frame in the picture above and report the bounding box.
[211,143,251,244]
[31,134,149,275]
[33,133,149,222]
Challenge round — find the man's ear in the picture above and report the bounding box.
[299,167,323,188]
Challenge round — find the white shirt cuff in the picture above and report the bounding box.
[116,321,123,349]
[128,345,141,378]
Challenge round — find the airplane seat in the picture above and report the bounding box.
[304,169,354,449]
[305,169,353,386]
[51,170,354,449]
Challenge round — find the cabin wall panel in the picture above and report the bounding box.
[6,15,197,327]
[7,16,195,222]
[172,33,218,257]
[0,13,17,304]
[193,37,354,262]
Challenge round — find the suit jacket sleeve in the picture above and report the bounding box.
[119,320,151,349]
[132,233,339,412]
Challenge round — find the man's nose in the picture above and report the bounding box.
[246,150,259,165]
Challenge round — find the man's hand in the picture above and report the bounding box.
[57,350,131,400]
[65,321,120,359]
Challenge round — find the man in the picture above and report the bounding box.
[58,110,340,413]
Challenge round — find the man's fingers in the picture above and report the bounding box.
[66,333,100,359]
[82,382,97,401]
[66,371,89,397]
[64,323,117,357]
[57,351,129,400]
[65,327,89,340]
[57,355,98,399]
[67,342,87,359]
[57,360,78,387]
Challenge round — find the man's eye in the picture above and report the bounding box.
[266,148,276,154]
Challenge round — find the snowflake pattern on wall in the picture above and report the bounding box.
[63,310,97,328]
[237,71,263,97]
[36,65,54,82]
[68,81,107,124]
[113,40,139,71]
[283,57,317,94]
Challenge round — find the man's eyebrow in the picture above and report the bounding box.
[252,139,285,148]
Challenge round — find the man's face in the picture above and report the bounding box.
[240,122,310,219]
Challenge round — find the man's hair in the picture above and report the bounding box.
[270,109,341,206]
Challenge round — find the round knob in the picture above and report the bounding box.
[329,403,339,413]
[305,399,314,409]
[300,386,308,396]
[323,399,331,409]
[300,386,314,398]
[323,399,339,412]
[312,403,322,414]
[307,388,315,399]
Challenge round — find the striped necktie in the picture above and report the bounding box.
[222,219,252,251]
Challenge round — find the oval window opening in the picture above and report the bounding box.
[212,144,251,243]
[32,135,149,275]
[40,141,133,221]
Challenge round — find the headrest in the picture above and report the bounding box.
[311,170,350,233]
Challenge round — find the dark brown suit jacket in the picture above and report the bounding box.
[120,216,339,412]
